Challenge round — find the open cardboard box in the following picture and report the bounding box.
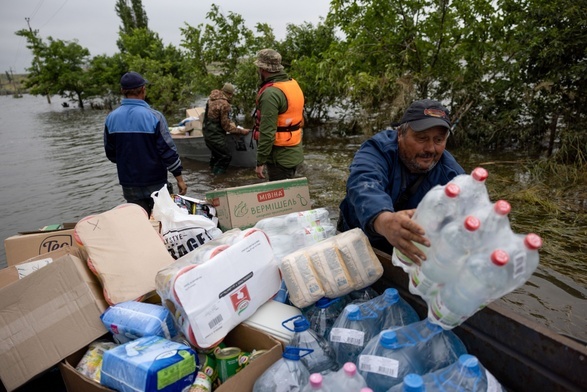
[3,222,78,266]
[59,324,283,392]
[0,247,108,391]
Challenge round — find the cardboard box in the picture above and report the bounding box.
[0,248,109,391]
[185,107,204,131]
[4,223,77,267]
[59,324,283,392]
[206,177,311,231]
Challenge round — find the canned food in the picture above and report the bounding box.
[197,353,218,382]
[249,349,268,363]
[215,347,242,383]
[189,371,212,392]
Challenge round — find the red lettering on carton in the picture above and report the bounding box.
[257,188,285,202]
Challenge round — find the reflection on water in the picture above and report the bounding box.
[0,94,585,342]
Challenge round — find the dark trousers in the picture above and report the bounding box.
[266,162,297,181]
[122,183,167,217]
[205,140,232,173]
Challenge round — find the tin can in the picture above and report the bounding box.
[215,346,242,383]
[189,371,212,392]
[197,353,218,382]
[249,349,268,363]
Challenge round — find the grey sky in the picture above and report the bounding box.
[1,0,331,74]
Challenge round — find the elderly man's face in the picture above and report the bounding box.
[398,125,449,173]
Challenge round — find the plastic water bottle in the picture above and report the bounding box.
[485,233,543,303]
[362,288,420,331]
[450,167,491,215]
[477,200,513,245]
[301,373,333,392]
[348,286,380,303]
[393,184,461,272]
[387,373,428,392]
[428,250,510,329]
[327,362,368,390]
[274,279,290,303]
[413,183,461,235]
[357,320,467,391]
[329,304,380,367]
[409,216,481,299]
[305,297,344,340]
[282,315,339,374]
[253,346,312,392]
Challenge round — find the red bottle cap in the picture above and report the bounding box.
[524,233,543,250]
[471,167,489,182]
[491,249,509,266]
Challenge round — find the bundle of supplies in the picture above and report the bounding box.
[74,203,175,305]
[392,167,543,329]
[100,336,197,392]
[254,208,337,260]
[100,301,178,344]
[155,228,281,349]
[280,228,384,308]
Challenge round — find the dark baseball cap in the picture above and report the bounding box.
[393,99,452,132]
[120,71,148,89]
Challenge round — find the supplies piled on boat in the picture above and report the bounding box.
[392,167,543,329]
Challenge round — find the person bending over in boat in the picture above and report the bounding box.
[202,83,250,175]
[252,49,305,181]
[338,99,465,263]
[104,71,187,216]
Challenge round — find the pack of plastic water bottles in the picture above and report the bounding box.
[391,167,543,329]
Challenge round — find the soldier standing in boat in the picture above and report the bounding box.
[252,49,305,181]
[202,83,250,175]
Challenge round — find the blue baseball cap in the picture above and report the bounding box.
[120,71,148,89]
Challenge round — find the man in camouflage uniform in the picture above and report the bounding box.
[202,83,250,174]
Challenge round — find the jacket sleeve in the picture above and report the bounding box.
[220,101,239,134]
[345,133,400,232]
[104,124,116,163]
[154,111,183,176]
[256,87,286,165]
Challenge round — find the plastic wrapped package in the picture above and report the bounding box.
[75,339,119,383]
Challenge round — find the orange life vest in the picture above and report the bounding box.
[254,79,304,147]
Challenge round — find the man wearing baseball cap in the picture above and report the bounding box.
[252,49,305,181]
[338,99,465,261]
[104,71,187,216]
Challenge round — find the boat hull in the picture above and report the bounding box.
[372,248,587,392]
[172,131,256,168]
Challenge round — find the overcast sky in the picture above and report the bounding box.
[1,0,331,74]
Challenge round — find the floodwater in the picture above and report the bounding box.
[0,94,585,342]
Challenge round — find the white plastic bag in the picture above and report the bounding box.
[151,185,223,259]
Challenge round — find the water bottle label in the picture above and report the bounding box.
[358,354,399,378]
[429,295,466,328]
[330,327,365,346]
[512,252,526,280]
[410,270,437,297]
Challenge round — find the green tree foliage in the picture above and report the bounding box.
[115,0,149,51]
[16,28,91,108]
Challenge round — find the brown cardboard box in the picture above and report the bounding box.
[0,248,108,391]
[59,324,283,392]
[185,107,204,131]
[4,223,77,266]
[206,177,311,231]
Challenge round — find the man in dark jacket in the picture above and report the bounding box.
[338,99,465,262]
[104,71,187,216]
[203,83,250,174]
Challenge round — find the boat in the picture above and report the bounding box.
[371,248,587,392]
[170,107,256,168]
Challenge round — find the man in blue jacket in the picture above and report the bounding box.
[338,99,465,262]
[105,71,187,216]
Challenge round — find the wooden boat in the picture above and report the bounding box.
[171,130,257,168]
[371,248,587,392]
